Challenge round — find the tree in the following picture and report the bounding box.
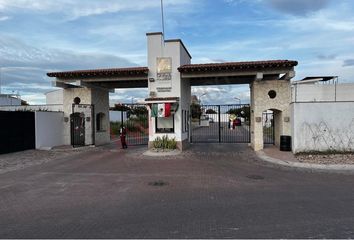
[226,106,250,120]
[110,104,131,111]
[190,103,202,119]
[205,108,217,114]
[129,106,148,116]
[21,100,29,106]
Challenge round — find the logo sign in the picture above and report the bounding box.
[156,57,172,81]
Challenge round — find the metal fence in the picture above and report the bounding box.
[110,104,148,145]
[191,104,251,143]
[263,112,275,144]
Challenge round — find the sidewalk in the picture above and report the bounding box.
[257,145,354,173]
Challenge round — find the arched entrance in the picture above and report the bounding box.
[262,108,283,147]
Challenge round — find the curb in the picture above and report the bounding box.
[143,149,181,157]
[256,150,354,173]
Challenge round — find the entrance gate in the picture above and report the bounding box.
[0,111,35,154]
[110,104,149,145]
[70,112,85,147]
[263,111,275,144]
[190,104,251,143]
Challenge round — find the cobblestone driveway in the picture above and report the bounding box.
[1,143,354,238]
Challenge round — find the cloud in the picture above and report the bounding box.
[0,35,138,104]
[192,85,251,104]
[0,0,194,20]
[343,59,354,67]
[268,0,330,16]
[0,15,9,20]
[317,54,337,60]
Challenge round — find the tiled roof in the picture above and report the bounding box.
[145,97,179,102]
[178,60,298,73]
[47,67,149,78]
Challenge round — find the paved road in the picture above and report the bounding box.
[1,143,354,238]
[192,122,250,142]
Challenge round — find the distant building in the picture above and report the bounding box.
[0,94,22,106]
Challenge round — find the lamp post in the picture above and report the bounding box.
[198,93,207,105]
[234,97,241,105]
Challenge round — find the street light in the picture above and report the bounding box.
[234,97,241,105]
[198,93,207,105]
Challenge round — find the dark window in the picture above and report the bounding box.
[96,112,105,131]
[268,90,277,99]
[74,97,81,104]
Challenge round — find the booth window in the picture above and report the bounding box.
[96,112,106,132]
[156,116,174,133]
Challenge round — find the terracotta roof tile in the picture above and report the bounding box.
[178,60,298,73]
[47,67,149,78]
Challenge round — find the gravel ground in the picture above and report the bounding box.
[0,146,101,174]
[296,153,354,165]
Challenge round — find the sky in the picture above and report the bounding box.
[0,0,354,105]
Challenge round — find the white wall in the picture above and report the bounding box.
[0,105,63,112]
[35,112,65,149]
[292,83,354,102]
[292,102,354,153]
[147,33,191,147]
[46,89,63,104]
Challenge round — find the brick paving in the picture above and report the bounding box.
[1,143,354,238]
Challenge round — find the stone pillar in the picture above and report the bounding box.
[146,32,191,150]
[250,79,292,151]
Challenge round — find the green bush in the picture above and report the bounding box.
[153,135,177,150]
[110,122,122,135]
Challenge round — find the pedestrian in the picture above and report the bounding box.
[233,119,236,129]
[120,126,128,149]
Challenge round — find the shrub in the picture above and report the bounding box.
[152,135,177,150]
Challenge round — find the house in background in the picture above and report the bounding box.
[0,93,23,106]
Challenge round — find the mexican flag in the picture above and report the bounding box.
[151,103,171,117]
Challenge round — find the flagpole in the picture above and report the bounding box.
[161,0,165,37]
[160,0,165,56]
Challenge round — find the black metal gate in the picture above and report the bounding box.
[190,104,250,143]
[110,104,148,145]
[70,112,85,147]
[0,111,35,154]
[263,111,275,144]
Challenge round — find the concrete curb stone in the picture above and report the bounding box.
[256,150,354,173]
[143,149,181,157]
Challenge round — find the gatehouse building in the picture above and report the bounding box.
[3,31,354,155]
[46,32,297,151]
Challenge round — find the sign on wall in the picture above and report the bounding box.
[156,57,172,92]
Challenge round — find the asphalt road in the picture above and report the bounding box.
[1,143,354,238]
[191,122,250,143]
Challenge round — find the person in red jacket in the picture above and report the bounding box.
[120,126,128,149]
